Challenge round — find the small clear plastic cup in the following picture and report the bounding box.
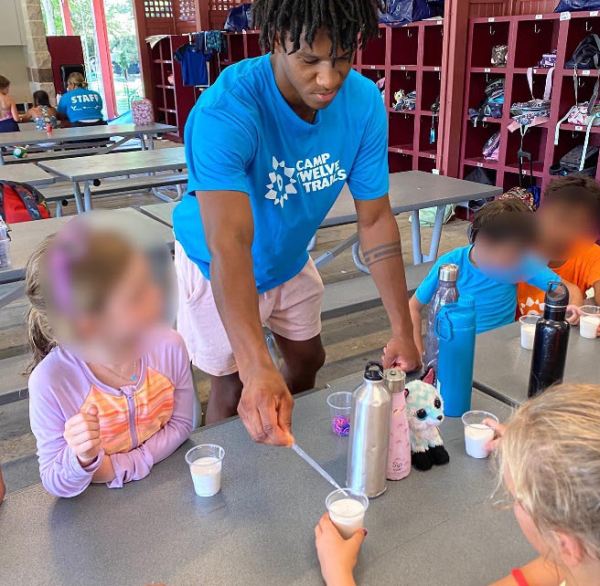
[326,392,352,437]
[519,314,540,350]
[461,410,498,459]
[185,444,225,497]
[325,488,369,539]
[579,305,600,339]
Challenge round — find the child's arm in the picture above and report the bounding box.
[20,108,33,122]
[315,513,364,586]
[409,295,425,356]
[10,98,19,122]
[489,556,564,586]
[562,278,583,308]
[106,335,195,488]
[29,377,106,498]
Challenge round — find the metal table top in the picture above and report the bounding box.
[0,163,56,186]
[322,171,502,227]
[0,123,177,148]
[0,208,174,285]
[141,171,502,231]
[38,147,186,182]
[474,321,600,406]
[0,377,530,586]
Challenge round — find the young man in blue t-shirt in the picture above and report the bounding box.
[173,0,421,445]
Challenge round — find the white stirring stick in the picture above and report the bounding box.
[291,443,345,492]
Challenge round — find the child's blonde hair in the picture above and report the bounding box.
[0,75,10,91]
[25,224,134,369]
[67,72,87,89]
[499,384,600,560]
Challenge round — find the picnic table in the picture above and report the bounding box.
[473,321,600,407]
[0,374,530,586]
[0,208,174,287]
[319,171,501,269]
[0,123,177,164]
[0,163,56,187]
[140,172,501,270]
[39,147,187,213]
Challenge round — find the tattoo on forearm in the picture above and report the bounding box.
[363,241,403,267]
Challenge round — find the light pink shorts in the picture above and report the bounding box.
[174,242,324,376]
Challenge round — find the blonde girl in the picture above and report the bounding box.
[27,222,194,497]
[490,383,600,586]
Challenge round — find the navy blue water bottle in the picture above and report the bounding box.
[528,281,570,398]
[435,295,476,417]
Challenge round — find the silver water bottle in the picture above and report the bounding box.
[346,361,391,498]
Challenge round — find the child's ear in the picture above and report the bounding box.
[554,531,585,567]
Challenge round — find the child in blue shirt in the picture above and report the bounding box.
[408,198,581,355]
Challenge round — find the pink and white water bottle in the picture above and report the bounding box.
[385,368,411,481]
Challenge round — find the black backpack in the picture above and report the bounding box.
[468,78,504,126]
[550,145,599,176]
[566,34,600,69]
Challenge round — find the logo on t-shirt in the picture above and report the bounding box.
[265,152,347,208]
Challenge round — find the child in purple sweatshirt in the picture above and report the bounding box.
[26,221,194,498]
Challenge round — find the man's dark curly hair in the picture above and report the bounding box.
[253,0,383,56]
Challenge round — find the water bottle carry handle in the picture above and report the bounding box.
[434,307,453,342]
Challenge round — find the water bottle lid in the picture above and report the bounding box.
[364,361,384,381]
[438,263,459,282]
[544,281,569,309]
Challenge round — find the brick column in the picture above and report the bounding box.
[19,0,55,101]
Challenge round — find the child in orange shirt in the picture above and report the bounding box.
[518,176,600,315]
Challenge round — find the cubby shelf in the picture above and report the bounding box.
[460,10,600,204]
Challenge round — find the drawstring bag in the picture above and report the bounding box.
[379,0,444,26]
[393,89,417,111]
[509,67,553,130]
[565,33,600,69]
[468,78,504,126]
[482,131,500,161]
[556,0,600,12]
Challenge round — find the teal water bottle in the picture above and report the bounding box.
[434,295,476,417]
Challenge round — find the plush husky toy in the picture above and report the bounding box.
[405,372,450,471]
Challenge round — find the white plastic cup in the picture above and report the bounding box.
[519,314,540,350]
[326,391,352,437]
[462,410,498,459]
[185,444,224,497]
[579,305,600,339]
[326,489,369,539]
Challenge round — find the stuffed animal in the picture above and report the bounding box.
[405,377,450,471]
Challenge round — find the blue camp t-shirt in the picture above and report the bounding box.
[415,245,558,333]
[57,88,103,123]
[173,54,389,293]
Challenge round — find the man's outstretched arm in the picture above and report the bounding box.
[199,190,294,446]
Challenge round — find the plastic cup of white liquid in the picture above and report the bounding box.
[462,411,499,459]
[519,314,540,350]
[579,305,600,339]
[326,392,352,437]
[185,444,225,497]
[325,489,369,539]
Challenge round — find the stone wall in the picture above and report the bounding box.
[18,0,55,101]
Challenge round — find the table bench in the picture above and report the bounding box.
[0,376,529,586]
[0,123,177,165]
[0,163,56,187]
[40,173,188,216]
[39,147,187,213]
[473,321,600,407]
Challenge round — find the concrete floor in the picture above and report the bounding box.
[0,159,469,493]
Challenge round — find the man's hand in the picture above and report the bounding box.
[238,366,295,446]
[382,335,422,372]
[64,405,102,467]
